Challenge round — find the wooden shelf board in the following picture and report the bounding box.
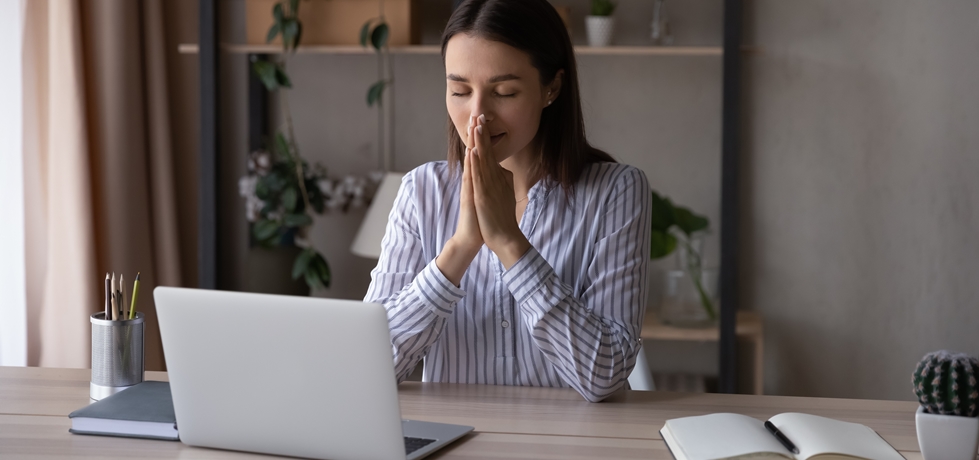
[178,43,723,56]
[641,310,762,342]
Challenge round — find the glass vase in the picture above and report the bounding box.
[659,234,719,327]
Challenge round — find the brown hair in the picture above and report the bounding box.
[441,0,616,193]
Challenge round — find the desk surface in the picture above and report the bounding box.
[0,366,922,459]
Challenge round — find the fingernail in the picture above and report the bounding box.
[478,114,486,124]
[476,125,482,134]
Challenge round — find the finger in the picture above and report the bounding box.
[470,148,483,196]
[465,116,475,150]
[473,114,488,165]
[461,149,471,202]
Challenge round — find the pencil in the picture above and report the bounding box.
[110,273,117,320]
[120,274,126,320]
[128,272,140,319]
[104,273,111,320]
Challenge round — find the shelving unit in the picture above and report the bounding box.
[196,0,743,393]
[178,43,723,56]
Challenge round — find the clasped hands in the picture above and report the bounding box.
[438,114,531,283]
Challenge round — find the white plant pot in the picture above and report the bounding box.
[915,406,979,460]
[585,16,615,47]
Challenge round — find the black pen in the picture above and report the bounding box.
[765,420,799,455]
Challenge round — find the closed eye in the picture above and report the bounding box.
[449,91,517,98]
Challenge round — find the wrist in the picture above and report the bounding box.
[436,238,481,286]
[494,235,531,270]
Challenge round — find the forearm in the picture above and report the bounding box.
[368,259,467,382]
[435,237,480,286]
[503,247,645,402]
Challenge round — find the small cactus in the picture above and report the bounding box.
[912,350,979,417]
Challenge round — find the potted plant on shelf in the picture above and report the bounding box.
[586,0,617,47]
[649,191,716,327]
[239,0,380,294]
[912,350,979,460]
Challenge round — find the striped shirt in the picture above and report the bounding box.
[364,161,651,402]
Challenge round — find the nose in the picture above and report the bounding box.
[469,92,494,122]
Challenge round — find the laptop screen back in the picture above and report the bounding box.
[154,287,406,460]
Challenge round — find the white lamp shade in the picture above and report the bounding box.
[351,172,405,259]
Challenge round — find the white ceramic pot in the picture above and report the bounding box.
[585,16,615,47]
[915,406,979,460]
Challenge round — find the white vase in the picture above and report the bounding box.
[915,406,979,460]
[585,16,615,47]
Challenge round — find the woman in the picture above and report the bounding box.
[364,0,651,402]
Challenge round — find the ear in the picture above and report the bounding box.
[544,69,565,106]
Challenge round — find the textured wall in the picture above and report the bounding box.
[742,0,979,400]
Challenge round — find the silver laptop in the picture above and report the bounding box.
[154,287,473,460]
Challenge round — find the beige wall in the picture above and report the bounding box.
[743,0,979,400]
[162,1,979,400]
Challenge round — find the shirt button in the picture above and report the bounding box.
[501,320,510,328]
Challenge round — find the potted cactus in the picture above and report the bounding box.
[585,0,616,47]
[912,350,979,460]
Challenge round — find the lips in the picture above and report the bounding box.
[490,133,506,146]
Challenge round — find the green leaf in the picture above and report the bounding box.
[275,133,291,159]
[289,0,299,15]
[292,248,315,280]
[359,20,372,47]
[293,22,303,49]
[255,178,270,200]
[282,19,299,51]
[253,219,280,242]
[260,173,286,193]
[314,255,331,288]
[283,213,313,227]
[649,191,675,232]
[367,80,386,107]
[252,60,279,91]
[275,65,292,88]
[650,231,677,259]
[281,187,298,212]
[266,23,280,44]
[370,22,389,50]
[673,207,709,237]
[273,3,284,22]
[591,0,616,16]
[305,269,321,290]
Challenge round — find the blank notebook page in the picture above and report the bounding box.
[769,413,904,460]
[664,413,792,460]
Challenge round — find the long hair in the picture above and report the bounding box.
[441,0,616,193]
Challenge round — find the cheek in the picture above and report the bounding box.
[500,103,542,145]
[447,98,469,138]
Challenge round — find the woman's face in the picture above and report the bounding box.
[444,34,555,164]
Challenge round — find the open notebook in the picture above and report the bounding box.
[660,413,905,460]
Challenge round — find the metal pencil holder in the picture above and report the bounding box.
[90,312,144,401]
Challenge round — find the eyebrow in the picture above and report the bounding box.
[446,73,521,84]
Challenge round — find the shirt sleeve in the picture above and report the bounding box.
[501,167,651,402]
[364,172,466,383]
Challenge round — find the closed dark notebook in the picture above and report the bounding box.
[68,381,178,441]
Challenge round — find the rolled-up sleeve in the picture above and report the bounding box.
[501,167,651,402]
[364,173,466,382]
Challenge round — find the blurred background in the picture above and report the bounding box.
[1,0,976,403]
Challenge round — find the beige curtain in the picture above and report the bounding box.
[23,0,182,371]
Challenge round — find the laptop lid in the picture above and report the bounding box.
[154,287,407,460]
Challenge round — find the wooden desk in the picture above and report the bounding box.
[642,310,765,395]
[0,367,921,459]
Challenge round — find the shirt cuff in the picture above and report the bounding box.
[414,259,466,317]
[501,246,555,305]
